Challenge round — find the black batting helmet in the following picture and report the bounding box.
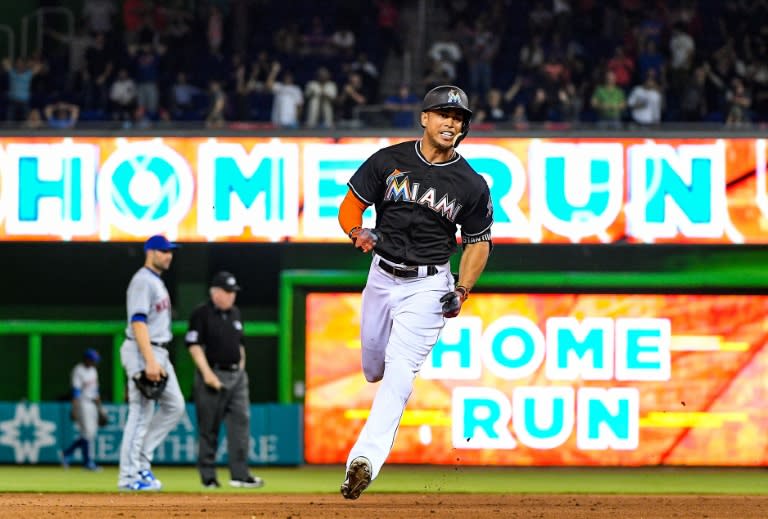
[421,85,472,147]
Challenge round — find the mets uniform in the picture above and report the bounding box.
[61,348,102,470]
[117,266,185,488]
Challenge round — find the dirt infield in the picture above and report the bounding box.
[2,493,767,518]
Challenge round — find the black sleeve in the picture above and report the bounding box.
[459,180,494,247]
[185,306,206,347]
[347,150,385,205]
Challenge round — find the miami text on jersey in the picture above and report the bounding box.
[384,170,463,222]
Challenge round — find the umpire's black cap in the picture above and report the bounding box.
[211,271,241,292]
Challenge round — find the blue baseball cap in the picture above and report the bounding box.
[84,348,100,363]
[144,234,179,252]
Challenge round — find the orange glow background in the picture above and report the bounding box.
[305,292,768,466]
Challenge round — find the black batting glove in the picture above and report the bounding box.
[440,286,469,318]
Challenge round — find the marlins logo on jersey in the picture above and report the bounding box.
[383,168,463,222]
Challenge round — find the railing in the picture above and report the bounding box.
[0,320,279,403]
[0,24,15,61]
[20,6,74,58]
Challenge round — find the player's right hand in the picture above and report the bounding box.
[349,227,381,253]
[440,287,468,318]
[144,360,166,382]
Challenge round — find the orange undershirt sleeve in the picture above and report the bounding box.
[338,189,369,235]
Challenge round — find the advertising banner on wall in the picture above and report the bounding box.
[0,402,302,465]
[304,292,768,466]
[0,136,766,243]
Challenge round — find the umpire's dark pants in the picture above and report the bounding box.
[193,368,251,482]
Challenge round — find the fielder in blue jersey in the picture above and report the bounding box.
[117,235,186,491]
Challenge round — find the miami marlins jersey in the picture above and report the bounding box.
[348,140,493,265]
[124,267,173,343]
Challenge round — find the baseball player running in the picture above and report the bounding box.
[60,348,103,471]
[337,85,493,499]
[117,235,186,491]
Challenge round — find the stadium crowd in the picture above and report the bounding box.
[3,0,767,129]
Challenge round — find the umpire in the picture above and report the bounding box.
[185,271,264,489]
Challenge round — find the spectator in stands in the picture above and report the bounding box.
[637,39,666,87]
[529,0,554,34]
[330,25,356,60]
[205,80,227,128]
[627,70,663,125]
[557,80,583,123]
[679,64,708,121]
[45,25,93,81]
[337,72,367,128]
[266,62,303,128]
[3,57,44,121]
[606,46,635,90]
[229,54,248,120]
[244,51,273,94]
[474,88,510,125]
[304,67,338,128]
[422,57,454,93]
[384,84,420,128]
[668,22,696,95]
[511,103,529,128]
[170,72,200,120]
[725,77,752,126]
[591,70,626,128]
[637,5,667,48]
[374,0,402,59]
[303,16,331,56]
[129,42,164,118]
[207,5,224,54]
[497,77,525,115]
[348,52,380,103]
[82,0,117,35]
[428,38,462,78]
[123,0,149,44]
[23,109,44,129]
[519,35,546,77]
[526,87,552,122]
[274,23,302,56]
[84,32,113,112]
[466,18,498,98]
[109,67,138,123]
[164,1,193,65]
[44,101,80,129]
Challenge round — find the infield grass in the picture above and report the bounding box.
[0,465,767,494]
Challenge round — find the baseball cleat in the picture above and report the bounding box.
[138,469,162,490]
[119,479,157,491]
[202,478,221,489]
[229,476,265,488]
[340,457,372,500]
[59,451,71,469]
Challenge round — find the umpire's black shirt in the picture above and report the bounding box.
[185,300,244,366]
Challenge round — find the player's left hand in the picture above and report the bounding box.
[349,227,381,253]
[440,287,468,318]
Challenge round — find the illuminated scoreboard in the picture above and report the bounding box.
[0,136,765,243]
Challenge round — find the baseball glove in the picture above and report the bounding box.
[132,371,169,400]
[97,405,110,427]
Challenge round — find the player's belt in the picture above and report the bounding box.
[377,259,438,278]
[151,341,171,348]
[211,363,240,371]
